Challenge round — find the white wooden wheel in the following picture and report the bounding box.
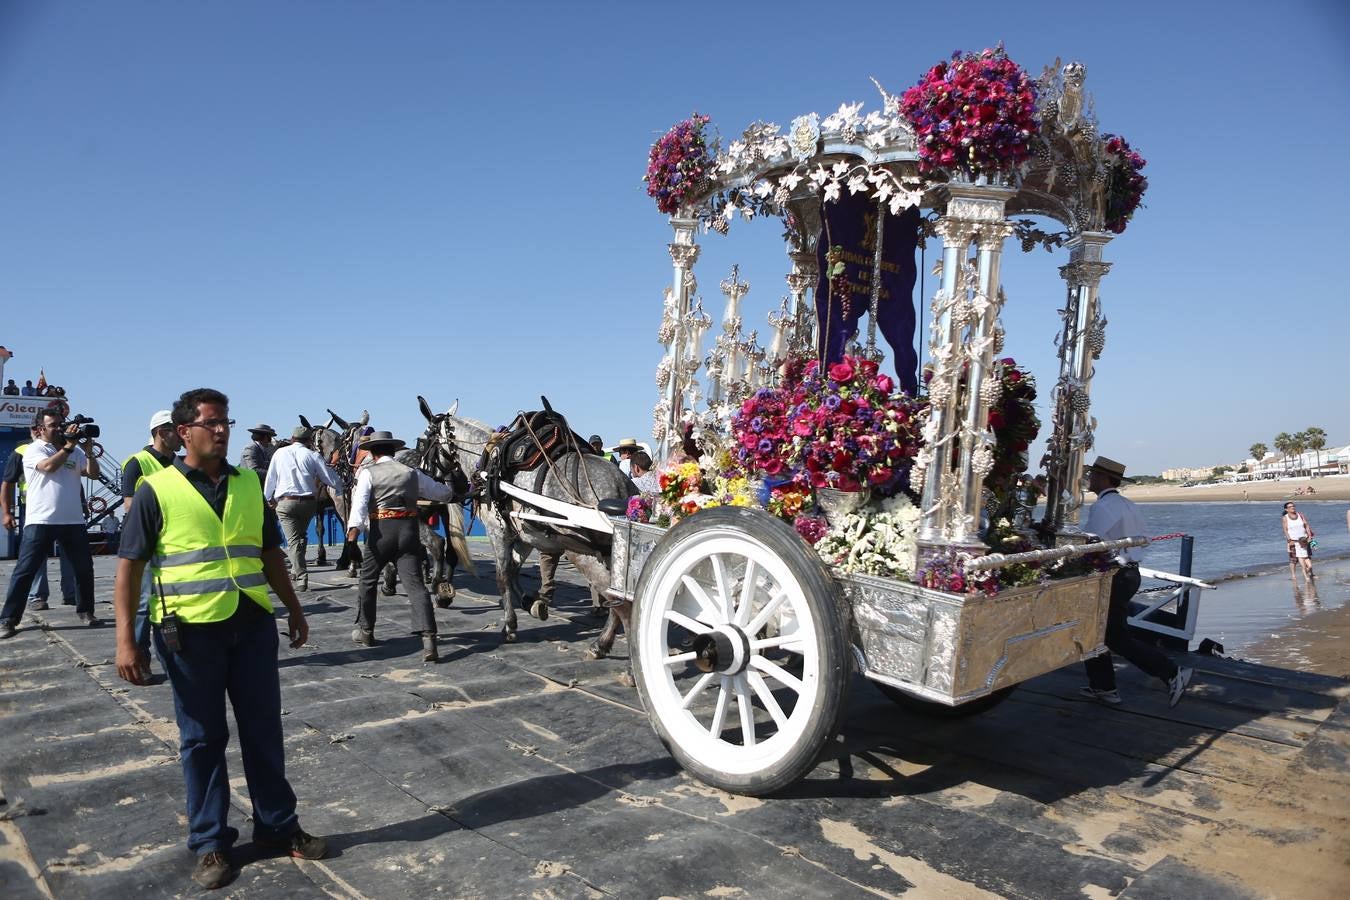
[631,507,848,795]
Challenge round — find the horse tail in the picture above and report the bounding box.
[444,503,480,578]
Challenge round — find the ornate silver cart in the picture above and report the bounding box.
[609,53,1148,794]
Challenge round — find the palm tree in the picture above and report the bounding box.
[1274,432,1292,476]
[1304,426,1327,476]
[1290,432,1309,477]
[1249,442,1268,480]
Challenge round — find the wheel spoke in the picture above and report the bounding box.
[680,575,723,624]
[736,681,756,747]
[681,671,716,709]
[709,677,731,737]
[750,655,805,696]
[744,589,789,636]
[746,671,788,730]
[665,650,697,668]
[735,558,758,627]
[749,633,796,651]
[664,609,712,635]
[710,554,733,621]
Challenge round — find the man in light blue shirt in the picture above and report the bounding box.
[264,426,341,592]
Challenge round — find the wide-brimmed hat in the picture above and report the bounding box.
[1085,455,1132,482]
[290,426,311,442]
[360,430,406,452]
[610,437,640,452]
[247,423,277,436]
[148,409,174,431]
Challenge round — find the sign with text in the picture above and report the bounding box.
[0,395,67,429]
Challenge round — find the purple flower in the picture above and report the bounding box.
[751,416,764,433]
[824,395,842,410]
[758,438,774,453]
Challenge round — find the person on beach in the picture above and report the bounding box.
[346,430,455,661]
[1282,501,1315,582]
[1079,456,1193,708]
[113,388,327,889]
[120,408,183,680]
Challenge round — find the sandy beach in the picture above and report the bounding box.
[1241,558,1350,678]
[1121,475,1350,503]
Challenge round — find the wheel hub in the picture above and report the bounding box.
[692,624,751,675]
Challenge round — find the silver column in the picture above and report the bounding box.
[1041,232,1112,537]
[660,217,700,459]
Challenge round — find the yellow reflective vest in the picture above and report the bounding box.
[125,449,167,493]
[14,442,29,501]
[143,465,272,624]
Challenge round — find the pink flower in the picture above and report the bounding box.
[875,374,894,394]
[828,360,854,382]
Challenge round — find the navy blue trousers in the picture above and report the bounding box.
[1083,566,1177,690]
[155,606,300,855]
[1,524,95,624]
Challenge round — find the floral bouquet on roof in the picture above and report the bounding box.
[899,45,1039,178]
[1101,133,1148,234]
[644,114,713,216]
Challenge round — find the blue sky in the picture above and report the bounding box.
[1,0,1346,475]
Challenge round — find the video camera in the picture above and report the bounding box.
[65,414,101,442]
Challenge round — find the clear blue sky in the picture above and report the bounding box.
[1,0,1346,475]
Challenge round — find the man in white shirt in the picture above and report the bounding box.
[345,431,453,661]
[1,410,102,637]
[264,426,341,592]
[1079,456,1192,708]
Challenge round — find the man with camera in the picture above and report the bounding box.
[3,422,78,610]
[0,409,102,638]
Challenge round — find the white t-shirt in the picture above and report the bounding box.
[22,442,87,526]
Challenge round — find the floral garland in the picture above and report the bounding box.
[1101,133,1147,234]
[984,358,1039,523]
[916,549,999,596]
[899,46,1039,177]
[645,114,713,216]
[815,494,921,576]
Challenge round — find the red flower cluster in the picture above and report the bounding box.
[1101,134,1148,234]
[899,47,1039,177]
[644,114,712,215]
[731,354,925,492]
[985,358,1040,521]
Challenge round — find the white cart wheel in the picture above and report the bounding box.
[631,507,848,795]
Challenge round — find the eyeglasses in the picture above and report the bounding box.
[186,418,235,432]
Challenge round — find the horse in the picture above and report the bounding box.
[414,395,637,657]
[301,409,368,575]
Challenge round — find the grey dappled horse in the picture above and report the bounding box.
[414,396,637,656]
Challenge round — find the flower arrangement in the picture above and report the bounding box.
[984,358,1040,523]
[626,495,652,524]
[916,549,999,596]
[794,515,829,545]
[767,482,812,520]
[730,388,793,476]
[645,114,713,216]
[899,46,1039,177]
[1101,133,1147,234]
[784,355,925,491]
[815,494,922,576]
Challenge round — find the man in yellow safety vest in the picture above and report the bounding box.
[113,388,327,890]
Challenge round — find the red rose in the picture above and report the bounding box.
[858,358,879,378]
[875,374,894,394]
[828,361,854,382]
[1007,370,1022,383]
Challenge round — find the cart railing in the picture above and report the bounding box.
[963,536,1147,572]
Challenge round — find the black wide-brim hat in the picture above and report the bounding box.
[360,430,406,452]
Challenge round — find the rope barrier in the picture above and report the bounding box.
[1150,532,1187,542]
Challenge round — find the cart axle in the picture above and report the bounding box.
[692,625,751,675]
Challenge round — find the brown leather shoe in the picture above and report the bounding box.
[192,851,233,889]
[258,829,328,860]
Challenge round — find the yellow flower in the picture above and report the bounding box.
[678,461,702,481]
[729,494,754,508]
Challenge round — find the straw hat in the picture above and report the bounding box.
[610,437,640,452]
[1084,455,1132,482]
[360,430,406,452]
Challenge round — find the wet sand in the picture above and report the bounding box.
[1241,559,1350,678]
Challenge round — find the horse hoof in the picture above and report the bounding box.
[380,585,396,597]
[582,643,605,661]
[590,606,607,619]
[530,600,549,622]
[618,671,636,689]
[502,630,517,643]
[437,583,455,602]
